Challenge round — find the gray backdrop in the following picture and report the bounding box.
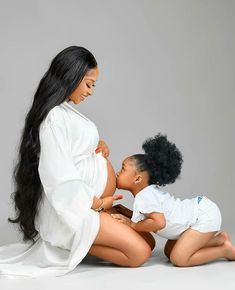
[0,0,234,244]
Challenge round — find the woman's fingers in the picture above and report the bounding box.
[95,140,110,158]
[113,194,123,201]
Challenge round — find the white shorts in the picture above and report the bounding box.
[190,196,222,233]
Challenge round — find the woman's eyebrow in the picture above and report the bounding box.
[86,77,96,82]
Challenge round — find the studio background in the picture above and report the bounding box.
[0,0,234,245]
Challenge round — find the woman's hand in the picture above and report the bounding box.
[95,140,110,158]
[102,194,123,210]
[111,213,132,227]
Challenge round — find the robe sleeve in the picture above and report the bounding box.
[38,116,96,230]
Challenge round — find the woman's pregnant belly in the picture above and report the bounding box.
[74,152,116,198]
[100,158,117,198]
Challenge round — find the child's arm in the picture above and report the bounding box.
[131,212,166,233]
[111,211,166,233]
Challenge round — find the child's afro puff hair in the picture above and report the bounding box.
[142,133,183,186]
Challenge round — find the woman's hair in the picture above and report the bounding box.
[131,133,183,186]
[8,46,97,243]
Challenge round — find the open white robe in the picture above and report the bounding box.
[0,100,108,278]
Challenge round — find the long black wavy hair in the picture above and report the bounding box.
[8,46,98,243]
[131,133,183,186]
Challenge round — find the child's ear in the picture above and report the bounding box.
[134,175,143,184]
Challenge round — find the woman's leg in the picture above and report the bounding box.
[164,240,177,259]
[88,212,152,267]
[168,229,235,267]
[104,207,156,251]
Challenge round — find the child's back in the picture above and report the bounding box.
[131,184,198,239]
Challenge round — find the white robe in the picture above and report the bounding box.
[0,100,108,279]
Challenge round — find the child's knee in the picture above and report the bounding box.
[169,252,188,267]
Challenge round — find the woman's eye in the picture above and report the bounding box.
[87,84,95,88]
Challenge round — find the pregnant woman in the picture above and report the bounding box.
[0,46,152,278]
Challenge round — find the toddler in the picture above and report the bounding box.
[112,134,235,267]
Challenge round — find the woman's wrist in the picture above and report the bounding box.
[93,198,105,212]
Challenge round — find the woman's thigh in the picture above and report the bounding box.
[104,207,156,251]
[92,212,152,264]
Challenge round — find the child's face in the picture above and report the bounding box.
[116,157,137,190]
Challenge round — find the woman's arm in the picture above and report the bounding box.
[91,196,103,210]
[91,195,123,211]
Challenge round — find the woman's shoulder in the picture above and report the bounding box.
[40,103,68,130]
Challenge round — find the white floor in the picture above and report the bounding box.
[0,235,235,290]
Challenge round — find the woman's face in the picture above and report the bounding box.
[68,67,99,104]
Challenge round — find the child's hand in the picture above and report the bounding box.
[102,195,123,210]
[111,213,132,227]
[95,140,110,158]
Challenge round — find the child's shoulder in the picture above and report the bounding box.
[137,185,174,205]
[137,184,164,200]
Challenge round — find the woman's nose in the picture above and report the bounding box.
[87,88,93,96]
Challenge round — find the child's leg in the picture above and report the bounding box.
[205,231,230,247]
[169,229,235,267]
[164,231,230,259]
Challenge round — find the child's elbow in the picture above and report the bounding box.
[154,219,166,231]
[158,220,166,230]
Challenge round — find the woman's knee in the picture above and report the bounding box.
[128,242,152,267]
[96,212,151,266]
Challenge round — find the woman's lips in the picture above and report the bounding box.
[81,95,87,101]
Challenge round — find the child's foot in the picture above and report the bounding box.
[223,240,235,261]
[220,231,230,243]
[211,231,229,246]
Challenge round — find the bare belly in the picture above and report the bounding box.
[100,158,116,198]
